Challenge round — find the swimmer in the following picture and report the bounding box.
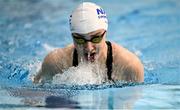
[33,2,144,84]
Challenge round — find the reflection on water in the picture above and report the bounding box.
[134,85,180,109]
[1,84,180,109]
[45,96,81,109]
[72,86,142,109]
[2,84,142,109]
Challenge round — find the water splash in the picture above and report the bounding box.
[52,62,106,85]
[42,43,57,53]
[29,80,143,90]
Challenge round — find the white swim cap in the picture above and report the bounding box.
[69,2,108,34]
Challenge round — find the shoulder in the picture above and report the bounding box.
[111,42,139,64]
[45,44,74,61]
[111,42,144,82]
[42,44,74,73]
[33,44,74,83]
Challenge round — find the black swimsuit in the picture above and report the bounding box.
[73,41,113,80]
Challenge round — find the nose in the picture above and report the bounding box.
[84,42,94,52]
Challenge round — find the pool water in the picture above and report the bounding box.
[0,0,180,109]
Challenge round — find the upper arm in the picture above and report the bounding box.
[33,45,74,83]
[123,62,144,82]
[112,43,144,82]
[33,49,64,83]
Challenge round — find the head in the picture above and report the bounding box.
[69,2,108,62]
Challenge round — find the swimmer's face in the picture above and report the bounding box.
[72,29,106,62]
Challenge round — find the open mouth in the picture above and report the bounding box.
[84,52,96,62]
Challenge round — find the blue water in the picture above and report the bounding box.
[0,0,180,109]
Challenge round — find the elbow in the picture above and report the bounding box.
[125,63,144,83]
[134,63,144,82]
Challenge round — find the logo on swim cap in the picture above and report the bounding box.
[96,8,105,15]
[69,2,108,34]
[96,8,107,19]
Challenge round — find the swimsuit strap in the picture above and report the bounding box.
[73,48,78,67]
[73,41,113,80]
[106,41,113,80]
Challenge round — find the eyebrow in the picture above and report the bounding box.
[72,31,104,38]
[72,33,84,38]
[89,31,104,36]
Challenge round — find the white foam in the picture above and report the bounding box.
[134,50,142,57]
[52,62,106,85]
[26,59,42,82]
[42,43,57,52]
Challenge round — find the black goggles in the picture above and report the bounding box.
[72,31,106,44]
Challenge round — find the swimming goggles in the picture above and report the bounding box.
[72,31,106,44]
